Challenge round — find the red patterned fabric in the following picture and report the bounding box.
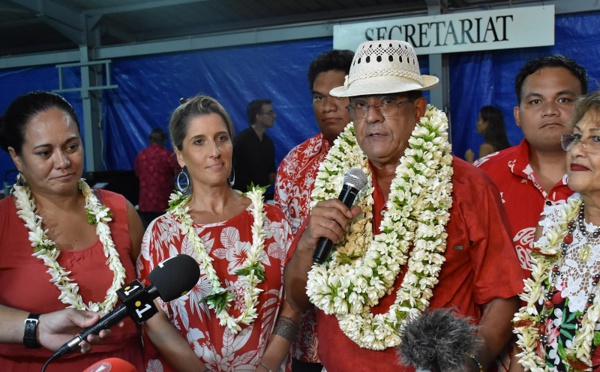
[475,140,573,278]
[137,204,292,372]
[0,190,143,372]
[306,157,524,372]
[135,143,180,212]
[274,133,331,363]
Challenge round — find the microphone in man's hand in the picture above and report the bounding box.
[51,254,200,359]
[398,308,482,372]
[313,167,368,264]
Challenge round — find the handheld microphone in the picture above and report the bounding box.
[312,168,368,264]
[51,254,200,359]
[398,308,481,372]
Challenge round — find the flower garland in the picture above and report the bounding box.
[168,187,267,334]
[13,176,126,312]
[513,194,600,371]
[306,105,454,350]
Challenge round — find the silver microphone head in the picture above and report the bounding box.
[343,168,368,191]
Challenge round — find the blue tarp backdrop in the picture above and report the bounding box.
[1,11,599,192]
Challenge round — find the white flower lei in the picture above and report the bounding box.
[168,187,267,334]
[13,177,126,312]
[306,105,454,350]
[513,194,600,371]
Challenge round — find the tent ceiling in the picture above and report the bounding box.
[0,0,549,57]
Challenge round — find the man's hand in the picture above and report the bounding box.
[297,199,361,255]
[38,309,114,352]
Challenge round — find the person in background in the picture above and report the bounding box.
[474,55,588,371]
[465,105,511,162]
[475,55,588,278]
[138,95,299,372]
[512,90,600,370]
[135,128,180,228]
[274,49,353,372]
[284,40,523,372]
[232,99,277,199]
[0,91,144,371]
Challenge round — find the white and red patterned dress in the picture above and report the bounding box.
[137,203,292,372]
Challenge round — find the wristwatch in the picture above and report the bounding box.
[23,313,41,348]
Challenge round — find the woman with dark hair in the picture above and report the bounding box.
[0,91,144,371]
[465,105,511,162]
[138,95,298,372]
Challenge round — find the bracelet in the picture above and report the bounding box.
[272,315,299,343]
[259,361,273,372]
[23,313,41,349]
[470,354,483,372]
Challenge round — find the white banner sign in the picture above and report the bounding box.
[334,5,554,54]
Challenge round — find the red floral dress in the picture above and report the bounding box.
[137,204,292,372]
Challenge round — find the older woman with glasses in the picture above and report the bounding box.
[513,90,600,371]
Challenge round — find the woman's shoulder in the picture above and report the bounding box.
[263,202,286,221]
[479,142,495,157]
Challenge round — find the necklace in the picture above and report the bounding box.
[306,105,454,350]
[13,176,126,312]
[168,187,267,334]
[514,194,600,371]
[577,202,600,261]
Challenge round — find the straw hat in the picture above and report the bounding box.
[330,40,439,98]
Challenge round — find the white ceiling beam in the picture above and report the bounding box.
[86,0,211,16]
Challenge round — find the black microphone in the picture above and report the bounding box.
[312,168,368,264]
[51,254,200,359]
[398,308,482,372]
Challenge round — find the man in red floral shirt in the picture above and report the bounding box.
[475,55,588,278]
[135,128,180,228]
[274,49,353,371]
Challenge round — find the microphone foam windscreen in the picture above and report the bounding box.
[148,254,200,301]
[83,357,136,372]
[344,168,368,191]
[398,308,481,372]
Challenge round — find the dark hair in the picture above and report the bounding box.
[307,49,354,91]
[514,55,588,103]
[246,99,271,126]
[569,90,600,129]
[149,128,167,145]
[479,106,511,151]
[169,95,234,151]
[0,91,79,155]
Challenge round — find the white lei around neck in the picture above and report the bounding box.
[13,177,126,312]
[168,187,268,334]
[514,194,600,371]
[306,105,454,350]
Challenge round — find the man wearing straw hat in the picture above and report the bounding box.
[284,40,524,371]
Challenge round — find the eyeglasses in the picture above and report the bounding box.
[261,110,275,116]
[346,99,414,120]
[561,133,600,154]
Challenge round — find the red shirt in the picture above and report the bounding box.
[310,157,524,372]
[135,143,180,212]
[475,140,573,278]
[0,190,143,371]
[275,133,331,363]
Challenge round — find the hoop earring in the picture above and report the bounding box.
[176,167,190,193]
[228,168,236,187]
